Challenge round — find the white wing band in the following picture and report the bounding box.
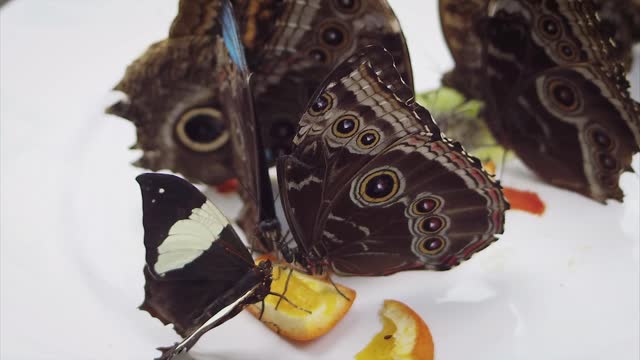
[154,200,229,275]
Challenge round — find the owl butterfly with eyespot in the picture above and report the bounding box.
[107,0,412,186]
[275,46,509,276]
[440,0,640,202]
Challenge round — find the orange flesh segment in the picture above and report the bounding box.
[246,260,356,341]
[484,160,497,176]
[503,187,546,215]
[215,178,239,193]
[356,300,434,360]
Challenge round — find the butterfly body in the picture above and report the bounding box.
[277,47,508,276]
[440,0,640,202]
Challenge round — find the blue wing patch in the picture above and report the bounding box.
[221,0,249,73]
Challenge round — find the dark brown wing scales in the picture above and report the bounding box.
[323,136,507,275]
[506,65,639,200]
[106,34,237,185]
[108,0,413,187]
[439,0,488,99]
[241,0,414,163]
[136,173,264,337]
[482,0,640,202]
[593,0,640,69]
[278,47,508,276]
[440,0,640,202]
[169,0,223,38]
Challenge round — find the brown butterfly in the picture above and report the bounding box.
[107,0,412,187]
[276,46,509,275]
[440,0,640,202]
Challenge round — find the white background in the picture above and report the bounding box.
[1,1,639,359]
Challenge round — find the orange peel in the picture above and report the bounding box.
[356,299,434,360]
[246,257,356,341]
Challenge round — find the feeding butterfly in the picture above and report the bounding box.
[269,46,509,275]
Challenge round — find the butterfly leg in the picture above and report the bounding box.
[274,268,294,310]
[268,291,311,314]
[258,300,265,320]
[158,305,245,360]
[327,274,351,301]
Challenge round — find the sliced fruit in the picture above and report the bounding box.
[356,300,434,360]
[483,159,497,176]
[246,257,356,341]
[215,178,239,193]
[503,187,545,215]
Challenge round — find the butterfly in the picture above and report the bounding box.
[107,0,413,187]
[137,173,272,359]
[440,0,640,202]
[270,46,509,275]
[134,4,281,358]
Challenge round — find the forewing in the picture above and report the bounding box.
[234,0,413,161]
[278,47,507,275]
[136,173,254,280]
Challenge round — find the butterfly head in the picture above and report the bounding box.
[254,259,274,298]
[107,38,237,185]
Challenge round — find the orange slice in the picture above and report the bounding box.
[246,258,356,341]
[356,300,434,360]
[483,159,497,176]
[214,178,239,193]
[503,187,545,215]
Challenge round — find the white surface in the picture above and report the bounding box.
[1,1,639,359]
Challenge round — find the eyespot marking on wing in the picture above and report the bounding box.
[175,107,230,152]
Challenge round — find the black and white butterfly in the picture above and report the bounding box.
[135,3,278,358]
[137,173,272,359]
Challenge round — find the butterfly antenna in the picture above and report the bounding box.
[327,274,351,301]
[275,268,294,311]
[268,291,311,314]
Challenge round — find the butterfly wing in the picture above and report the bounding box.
[169,0,223,38]
[108,0,249,187]
[220,0,281,251]
[439,0,489,99]
[136,173,256,336]
[278,47,508,275]
[109,0,413,187]
[232,0,413,162]
[593,0,640,69]
[481,0,640,201]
